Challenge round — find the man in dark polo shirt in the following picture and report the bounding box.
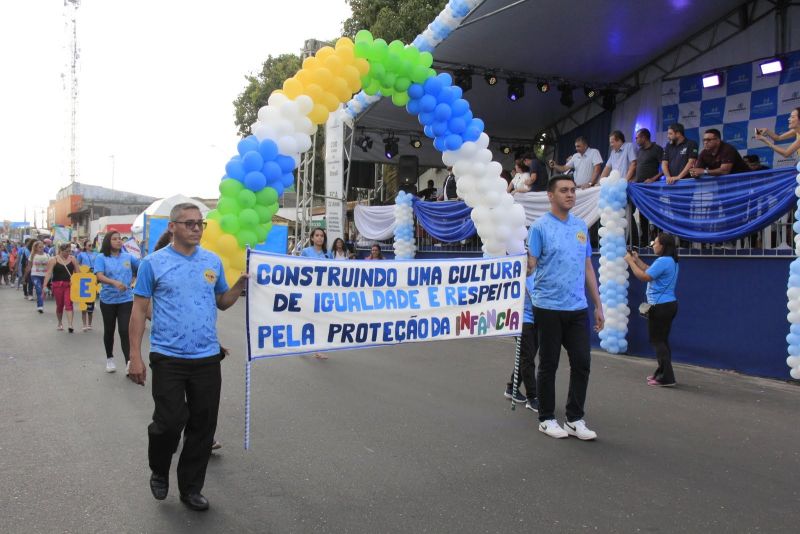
[662,123,699,184]
[632,128,663,247]
[689,128,749,177]
[522,152,550,192]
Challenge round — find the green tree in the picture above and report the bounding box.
[343,0,448,43]
[232,53,301,137]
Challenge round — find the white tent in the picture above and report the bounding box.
[131,194,210,240]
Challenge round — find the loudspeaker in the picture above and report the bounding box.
[398,155,419,186]
[347,161,374,189]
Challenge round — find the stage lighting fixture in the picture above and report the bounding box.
[500,145,512,154]
[584,86,598,99]
[484,71,498,86]
[558,84,574,108]
[455,69,473,92]
[383,136,399,159]
[701,72,722,88]
[536,80,550,93]
[507,78,525,102]
[759,58,783,75]
[357,135,373,153]
[409,136,422,149]
[601,90,617,112]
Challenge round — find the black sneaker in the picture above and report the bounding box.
[504,386,527,404]
[149,472,169,500]
[525,397,539,412]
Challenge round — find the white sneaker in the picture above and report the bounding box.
[563,419,597,441]
[538,419,568,439]
[105,359,116,373]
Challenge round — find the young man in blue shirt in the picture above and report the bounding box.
[528,175,604,440]
[128,203,247,511]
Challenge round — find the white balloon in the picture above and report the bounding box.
[791,367,800,379]
[267,92,289,107]
[442,151,457,167]
[476,148,493,163]
[453,160,472,177]
[277,135,299,155]
[295,133,312,153]
[486,161,503,178]
[294,95,313,115]
[514,225,528,241]
[279,100,300,118]
[507,239,525,255]
[476,133,490,149]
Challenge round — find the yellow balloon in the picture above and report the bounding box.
[308,103,330,125]
[224,268,239,289]
[321,91,340,112]
[296,68,313,86]
[332,77,352,102]
[229,249,247,272]
[323,55,344,75]
[283,77,304,99]
[315,46,335,60]
[303,83,324,104]
[204,219,223,243]
[355,58,370,76]
[342,65,362,92]
[335,37,354,50]
[311,67,333,90]
[217,234,240,257]
[302,56,320,70]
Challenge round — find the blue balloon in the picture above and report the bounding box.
[406,99,421,115]
[450,85,463,100]
[225,159,246,180]
[463,127,481,142]
[420,94,437,113]
[469,118,485,133]
[423,125,435,138]
[237,136,259,156]
[418,111,436,126]
[434,103,452,121]
[258,139,279,161]
[791,324,800,335]
[270,181,284,197]
[445,134,463,151]
[423,77,443,97]
[433,136,447,151]
[451,99,469,117]
[244,171,267,192]
[276,155,295,174]
[263,161,282,181]
[436,72,453,88]
[281,173,295,188]
[408,83,425,100]
[448,117,466,134]
[432,121,449,137]
[242,151,264,172]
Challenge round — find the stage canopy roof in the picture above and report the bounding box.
[351,0,747,166]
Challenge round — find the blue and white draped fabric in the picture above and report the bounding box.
[627,168,797,242]
[412,198,475,242]
[354,204,396,240]
[513,188,601,227]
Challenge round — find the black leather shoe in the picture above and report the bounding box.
[180,493,209,511]
[149,473,169,500]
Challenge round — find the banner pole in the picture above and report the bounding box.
[511,335,521,411]
[244,245,252,450]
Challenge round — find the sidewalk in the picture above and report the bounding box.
[0,285,797,533]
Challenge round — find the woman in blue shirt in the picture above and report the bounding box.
[300,228,330,259]
[94,231,140,373]
[625,233,679,386]
[77,240,97,331]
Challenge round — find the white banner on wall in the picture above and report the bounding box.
[324,110,345,245]
[246,251,526,359]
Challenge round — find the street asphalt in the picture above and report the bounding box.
[1,285,798,533]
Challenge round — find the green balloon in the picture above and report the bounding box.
[236,230,257,249]
[385,52,401,74]
[219,178,244,197]
[392,92,409,107]
[253,224,268,242]
[267,203,279,218]
[238,189,257,208]
[238,208,259,229]
[220,214,240,235]
[354,29,373,44]
[253,205,272,224]
[206,209,221,221]
[370,39,388,63]
[364,80,380,96]
[411,64,430,84]
[403,46,420,64]
[217,197,240,215]
[419,51,433,68]
[255,187,278,206]
[354,41,370,59]
[394,77,411,93]
[370,62,386,81]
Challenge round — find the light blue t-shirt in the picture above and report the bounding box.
[77,251,96,270]
[300,246,329,259]
[528,212,592,311]
[134,245,229,359]
[523,273,535,324]
[606,142,637,178]
[646,256,678,305]
[94,252,140,304]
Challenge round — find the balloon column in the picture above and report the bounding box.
[393,191,416,259]
[597,170,630,354]
[785,161,800,379]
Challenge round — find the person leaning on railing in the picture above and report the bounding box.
[755,107,800,160]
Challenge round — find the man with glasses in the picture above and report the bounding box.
[128,203,247,511]
[548,136,603,188]
[689,128,749,177]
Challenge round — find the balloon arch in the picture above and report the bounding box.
[201,30,527,287]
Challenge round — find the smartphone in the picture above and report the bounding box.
[754,127,759,137]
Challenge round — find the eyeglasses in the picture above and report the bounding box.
[172,220,206,230]
[702,137,717,143]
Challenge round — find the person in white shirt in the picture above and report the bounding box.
[507,160,532,194]
[600,130,637,182]
[548,136,603,189]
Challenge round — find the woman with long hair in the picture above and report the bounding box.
[76,240,97,331]
[301,228,329,259]
[755,107,800,159]
[330,237,349,260]
[43,243,80,332]
[25,241,49,313]
[366,243,384,260]
[94,231,140,373]
[624,233,680,387]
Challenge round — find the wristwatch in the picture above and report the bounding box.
[703,168,708,175]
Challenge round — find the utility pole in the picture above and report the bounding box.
[65,0,81,184]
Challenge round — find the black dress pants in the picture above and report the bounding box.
[506,323,538,399]
[534,307,591,423]
[99,301,132,362]
[648,301,678,384]
[148,352,222,496]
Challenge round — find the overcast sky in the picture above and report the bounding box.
[0,0,352,223]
